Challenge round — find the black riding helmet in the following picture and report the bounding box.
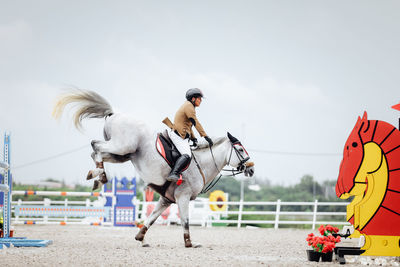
[185,88,204,101]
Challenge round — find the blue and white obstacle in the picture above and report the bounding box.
[0,133,52,249]
[103,177,137,227]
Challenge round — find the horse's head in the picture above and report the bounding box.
[336,112,368,199]
[227,132,255,177]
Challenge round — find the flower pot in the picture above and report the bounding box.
[306,249,321,262]
[321,251,333,262]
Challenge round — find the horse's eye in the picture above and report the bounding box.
[238,148,244,152]
[352,142,358,148]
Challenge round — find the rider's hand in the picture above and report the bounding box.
[191,137,198,146]
[204,136,213,147]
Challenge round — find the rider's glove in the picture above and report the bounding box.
[204,136,213,147]
[190,137,198,146]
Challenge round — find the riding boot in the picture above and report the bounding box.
[167,154,191,182]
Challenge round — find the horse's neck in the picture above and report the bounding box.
[193,139,230,184]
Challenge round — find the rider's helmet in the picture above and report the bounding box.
[185,88,204,101]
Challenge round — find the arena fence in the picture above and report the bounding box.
[10,191,350,229]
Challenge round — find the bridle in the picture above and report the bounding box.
[199,140,252,194]
[223,141,250,174]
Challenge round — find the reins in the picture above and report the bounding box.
[199,144,246,194]
[191,152,206,187]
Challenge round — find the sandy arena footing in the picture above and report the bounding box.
[0,225,399,266]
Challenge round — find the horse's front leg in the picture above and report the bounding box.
[135,196,171,247]
[176,193,201,248]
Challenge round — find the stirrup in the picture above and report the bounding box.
[167,173,180,182]
[167,174,183,185]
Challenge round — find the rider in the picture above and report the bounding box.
[165,88,213,182]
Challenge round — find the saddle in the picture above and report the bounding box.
[150,130,183,203]
[155,130,182,167]
[151,130,202,203]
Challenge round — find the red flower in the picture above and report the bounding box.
[318,225,326,235]
[307,225,342,253]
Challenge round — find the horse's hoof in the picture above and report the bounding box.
[87,171,93,180]
[184,233,192,247]
[135,226,148,241]
[142,243,150,247]
[99,173,108,184]
[193,243,202,248]
[92,180,100,191]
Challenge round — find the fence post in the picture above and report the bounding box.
[44,198,51,223]
[16,198,22,223]
[64,198,68,222]
[237,199,243,228]
[274,199,281,230]
[312,199,318,230]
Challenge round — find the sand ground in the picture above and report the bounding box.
[0,225,398,266]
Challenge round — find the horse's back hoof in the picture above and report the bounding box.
[87,170,94,180]
[92,180,100,191]
[193,243,202,248]
[142,243,150,247]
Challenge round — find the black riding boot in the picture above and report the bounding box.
[167,154,191,182]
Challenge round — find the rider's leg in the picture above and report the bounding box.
[167,154,191,181]
[167,130,191,182]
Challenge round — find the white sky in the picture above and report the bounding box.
[1,1,399,186]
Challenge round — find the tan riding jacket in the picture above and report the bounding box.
[164,101,207,139]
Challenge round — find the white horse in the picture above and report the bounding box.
[53,89,255,247]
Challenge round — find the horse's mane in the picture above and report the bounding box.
[192,136,228,151]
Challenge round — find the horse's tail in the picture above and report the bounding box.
[52,88,114,130]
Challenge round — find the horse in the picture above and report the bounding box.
[336,111,400,254]
[52,89,255,247]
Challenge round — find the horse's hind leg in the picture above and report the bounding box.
[87,151,131,180]
[135,196,171,247]
[86,140,108,190]
[87,152,104,180]
[88,140,132,190]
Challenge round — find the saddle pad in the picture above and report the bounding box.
[156,133,181,168]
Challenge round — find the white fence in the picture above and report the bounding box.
[139,199,350,229]
[11,191,114,225]
[9,191,350,229]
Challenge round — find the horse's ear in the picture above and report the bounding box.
[227,132,239,143]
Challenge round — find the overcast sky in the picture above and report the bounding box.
[1,1,399,186]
